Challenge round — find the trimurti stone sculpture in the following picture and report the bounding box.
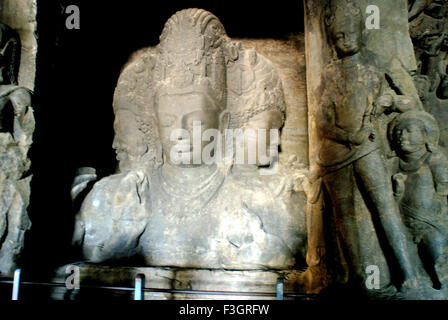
[72,8,307,271]
[63,3,448,300]
[0,21,34,277]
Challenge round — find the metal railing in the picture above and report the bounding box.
[0,269,317,301]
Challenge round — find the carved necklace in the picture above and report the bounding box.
[154,163,226,215]
[399,152,430,173]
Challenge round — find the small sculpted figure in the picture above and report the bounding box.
[389,111,448,290]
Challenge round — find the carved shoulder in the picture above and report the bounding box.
[428,151,448,185]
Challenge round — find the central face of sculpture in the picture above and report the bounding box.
[394,119,427,154]
[156,92,220,167]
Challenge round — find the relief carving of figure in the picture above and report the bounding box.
[0,22,34,277]
[313,0,440,298]
[389,110,448,292]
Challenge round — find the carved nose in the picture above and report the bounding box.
[112,136,119,149]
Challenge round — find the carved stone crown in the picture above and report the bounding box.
[325,0,362,33]
[227,49,286,128]
[154,8,229,111]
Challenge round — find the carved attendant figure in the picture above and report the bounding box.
[389,111,448,290]
[317,1,432,294]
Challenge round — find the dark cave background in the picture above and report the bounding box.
[23,0,305,276]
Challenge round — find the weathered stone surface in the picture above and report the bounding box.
[72,9,308,271]
[0,20,35,277]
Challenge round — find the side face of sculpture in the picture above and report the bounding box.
[241,109,283,166]
[0,22,34,277]
[72,8,307,271]
[112,109,147,172]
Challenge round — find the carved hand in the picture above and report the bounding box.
[349,127,374,146]
[374,94,394,114]
[375,94,417,114]
[392,173,407,199]
[71,167,97,203]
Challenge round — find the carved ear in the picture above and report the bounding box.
[323,4,334,28]
[219,110,230,131]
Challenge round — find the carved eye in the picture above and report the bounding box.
[395,129,404,138]
[335,33,344,40]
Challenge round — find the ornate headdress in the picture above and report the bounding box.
[154,8,229,111]
[112,9,231,169]
[325,0,363,40]
[227,48,286,129]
